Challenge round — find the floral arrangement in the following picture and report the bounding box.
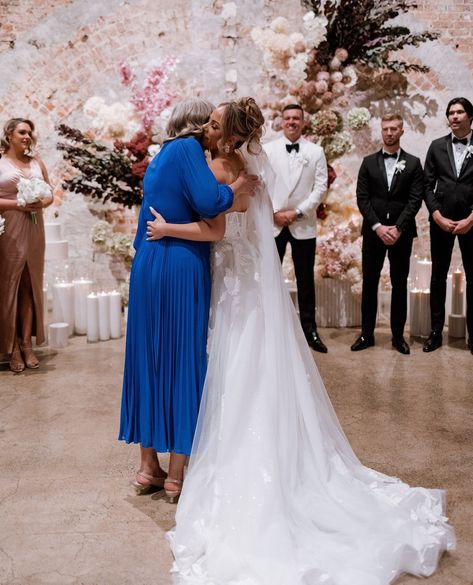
[0,214,5,236]
[57,59,176,209]
[316,220,362,295]
[90,220,135,270]
[119,273,130,307]
[251,1,438,292]
[57,124,147,208]
[16,177,52,223]
[119,57,177,131]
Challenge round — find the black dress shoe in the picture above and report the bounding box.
[350,335,374,351]
[392,337,410,355]
[305,330,328,353]
[423,331,442,353]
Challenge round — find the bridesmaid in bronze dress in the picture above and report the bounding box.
[0,118,53,372]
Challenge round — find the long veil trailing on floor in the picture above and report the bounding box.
[167,147,455,585]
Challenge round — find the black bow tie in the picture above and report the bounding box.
[452,136,468,145]
[286,143,299,153]
[383,152,397,159]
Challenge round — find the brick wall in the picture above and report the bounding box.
[0,0,472,272]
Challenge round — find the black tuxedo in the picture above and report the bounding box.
[356,149,424,338]
[424,134,473,335]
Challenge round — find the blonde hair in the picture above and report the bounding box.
[166,98,215,141]
[381,113,403,126]
[219,97,265,155]
[1,118,37,153]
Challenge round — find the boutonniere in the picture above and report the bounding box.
[296,153,309,166]
[466,145,473,159]
[394,160,406,174]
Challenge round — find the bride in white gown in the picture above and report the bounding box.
[147,98,455,585]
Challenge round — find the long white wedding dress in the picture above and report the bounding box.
[167,151,455,585]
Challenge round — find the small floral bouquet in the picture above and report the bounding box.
[16,177,52,223]
[0,214,5,236]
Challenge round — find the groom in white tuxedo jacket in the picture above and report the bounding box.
[264,104,328,352]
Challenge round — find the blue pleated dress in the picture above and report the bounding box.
[119,137,233,455]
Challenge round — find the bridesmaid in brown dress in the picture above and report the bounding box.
[0,118,53,372]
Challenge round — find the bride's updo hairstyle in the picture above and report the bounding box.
[1,118,37,153]
[166,98,215,141]
[220,97,264,155]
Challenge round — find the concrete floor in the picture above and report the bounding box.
[0,328,472,585]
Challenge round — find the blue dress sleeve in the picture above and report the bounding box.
[177,138,234,218]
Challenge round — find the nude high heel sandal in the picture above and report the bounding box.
[9,350,25,373]
[132,470,167,495]
[20,345,39,369]
[164,478,183,503]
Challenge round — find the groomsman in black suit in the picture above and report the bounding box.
[351,113,424,354]
[423,97,473,354]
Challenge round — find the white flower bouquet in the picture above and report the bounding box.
[16,177,52,223]
[0,214,5,236]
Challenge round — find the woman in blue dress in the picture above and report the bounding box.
[119,98,256,499]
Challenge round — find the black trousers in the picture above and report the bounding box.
[361,229,414,339]
[430,221,473,336]
[275,226,317,333]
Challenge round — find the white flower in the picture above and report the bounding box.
[394,160,406,174]
[303,14,328,47]
[270,16,290,34]
[110,232,134,258]
[466,145,473,158]
[347,107,371,130]
[148,144,161,158]
[90,220,113,250]
[341,65,358,88]
[296,153,309,166]
[0,214,5,236]
[16,177,52,206]
[83,96,141,140]
[303,11,316,22]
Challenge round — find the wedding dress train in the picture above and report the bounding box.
[167,151,455,585]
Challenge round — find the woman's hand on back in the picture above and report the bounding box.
[146,206,168,240]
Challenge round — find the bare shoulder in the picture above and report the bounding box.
[209,155,243,184]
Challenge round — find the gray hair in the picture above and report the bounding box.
[165,97,215,141]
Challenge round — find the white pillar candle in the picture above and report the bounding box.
[419,290,431,337]
[86,293,99,343]
[445,274,453,319]
[416,259,432,292]
[109,291,122,339]
[43,285,48,343]
[451,270,464,315]
[49,322,69,349]
[52,282,74,337]
[448,314,466,338]
[409,289,421,337]
[98,292,111,341]
[73,278,93,335]
[411,289,431,337]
